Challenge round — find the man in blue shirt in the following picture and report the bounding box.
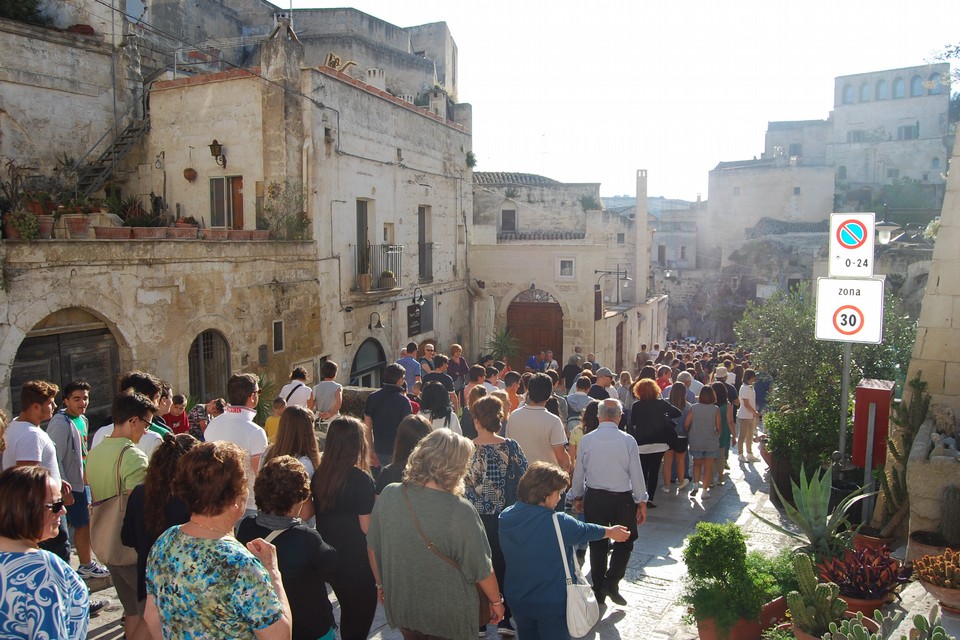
[396,342,422,391]
[525,350,546,373]
[570,398,647,607]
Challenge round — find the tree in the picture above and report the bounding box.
[0,0,48,24]
[735,283,916,469]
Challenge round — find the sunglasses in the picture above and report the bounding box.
[45,501,65,514]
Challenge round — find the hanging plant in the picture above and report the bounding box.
[183,167,197,182]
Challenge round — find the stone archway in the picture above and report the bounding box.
[350,338,386,388]
[10,307,122,429]
[188,329,232,402]
[506,288,563,371]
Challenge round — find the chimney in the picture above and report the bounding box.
[366,68,385,91]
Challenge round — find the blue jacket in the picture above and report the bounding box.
[498,502,605,604]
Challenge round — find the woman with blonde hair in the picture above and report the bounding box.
[368,429,504,639]
[312,417,376,640]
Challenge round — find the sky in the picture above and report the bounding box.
[290,1,958,201]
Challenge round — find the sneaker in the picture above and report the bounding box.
[661,486,670,494]
[479,626,487,636]
[89,598,109,616]
[747,455,760,463]
[708,481,716,488]
[78,562,110,579]
[678,478,690,490]
[738,454,747,462]
[689,483,699,496]
[702,488,711,498]
[497,620,517,637]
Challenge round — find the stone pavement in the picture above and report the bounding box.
[85,456,960,639]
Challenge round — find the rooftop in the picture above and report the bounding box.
[473,172,562,186]
[746,216,830,239]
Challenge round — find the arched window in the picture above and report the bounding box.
[350,338,386,388]
[859,83,870,102]
[910,75,923,97]
[189,330,231,401]
[837,166,847,180]
[932,157,940,170]
[842,84,854,104]
[876,80,888,100]
[928,73,942,95]
[893,77,905,98]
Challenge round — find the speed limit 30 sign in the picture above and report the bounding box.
[815,277,885,344]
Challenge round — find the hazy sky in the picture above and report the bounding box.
[291,1,957,200]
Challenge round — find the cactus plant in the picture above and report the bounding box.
[906,605,956,640]
[822,609,902,640]
[786,553,848,637]
[913,549,960,588]
[940,486,960,548]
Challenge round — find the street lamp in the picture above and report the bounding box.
[595,264,630,305]
[875,207,902,245]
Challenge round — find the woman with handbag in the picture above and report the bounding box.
[0,465,89,639]
[368,429,505,640]
[627,379,681,506]
[498,462,629,640]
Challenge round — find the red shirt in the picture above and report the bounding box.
[164,411,190,434]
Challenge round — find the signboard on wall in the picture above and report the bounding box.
[407,304,421,337]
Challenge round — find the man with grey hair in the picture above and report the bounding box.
[570,398,647,607]
[661,371,697,403]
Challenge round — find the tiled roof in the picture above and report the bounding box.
[746,217,830,239]
[473,172,561,186]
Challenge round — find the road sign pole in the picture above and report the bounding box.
[839,341,851,460]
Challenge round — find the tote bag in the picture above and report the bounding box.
[552,512,600,637]
[90,445,137,566]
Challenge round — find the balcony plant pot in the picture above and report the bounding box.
[358,273,373,293]
[94,226,132,239]
[62,214,91,238]
[37,215,55,239]
[131,227,167,239]
[380,274,397,289]
[250,229,270,240]
[227,229,253,240]
[203,228,229,240]
[165,226,198,239]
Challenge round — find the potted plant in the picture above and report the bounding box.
[816,545,911,616]
[3,209,40,241]
[752,464,871,561]
[252,215,271,240]
[122,196,166,239]
[262,180,308,240]
[166,215,199,239]
[183,167,198,182]
[357,240,373,292]
[380,269,397,289]
[786,553,850,640]
[820,609,901,640]
[681,522,793,640]
[914,549,960,614]
[58,198,93,237]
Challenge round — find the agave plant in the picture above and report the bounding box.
[752,465,873,559]
[485,327,519,361]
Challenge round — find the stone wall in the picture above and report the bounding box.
[0,239,321,413]
[905,418,960,550]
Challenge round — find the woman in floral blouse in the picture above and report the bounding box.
[465,396,528,636]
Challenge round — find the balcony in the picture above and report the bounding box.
[418,242,434,282]
[351,243,404,291]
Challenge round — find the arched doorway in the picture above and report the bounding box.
[351,338,386,388]
[188,330,231,402]
[11,308,121,430]
[506,288,563,371]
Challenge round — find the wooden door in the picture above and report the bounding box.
[506,301,563,371]
[230,176,244,229]
[615,321,624,373]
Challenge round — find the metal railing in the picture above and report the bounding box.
[351,243,403,290]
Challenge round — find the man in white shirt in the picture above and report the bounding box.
[278,366,312,408]
[204,373,268,517]
[2,380,71,561]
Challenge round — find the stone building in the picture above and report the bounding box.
[0,7,473,422]
[470,170,666,373]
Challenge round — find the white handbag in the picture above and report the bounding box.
[552,512,600,637]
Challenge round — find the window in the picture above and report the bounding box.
[793,187,801,195]
[501,209,517,232]
[886,168,900,180]
[932,157,941,170]
[910,75,923,97]
[559,259,575,278]
[616,233,625,244]
[859,83,870,102]
[733,186,740,196]
[418,206,433,282]
[273,320,284,353]
[876,80,888,100]
[788,143,802,157]
[188,330,231,401]
[356,200,370,273]
[847,130,866,143]
[897,124,919,140]
[893,77,905,98]
[680,246,687,260]
[837,166,847,180]
[657,245,666,266]
[842,84,854,104]
[209,176,244,228]
[928,73,942,95]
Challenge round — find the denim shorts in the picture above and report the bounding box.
[65,487,90,528]
[690,449,718,460]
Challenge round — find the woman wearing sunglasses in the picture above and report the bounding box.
[0,465,89,639]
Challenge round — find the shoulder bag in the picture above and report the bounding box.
[90,444,138,566]
[552,512,600,637]
[401,484,490,626]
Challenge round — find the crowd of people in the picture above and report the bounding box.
[0,338,761,640]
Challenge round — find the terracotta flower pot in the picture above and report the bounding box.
[696,616,761,640]
[907,530,951,563]
[918,580,960,615]
[62,214,91,238]
[4,221,21,240]
[37,215,55,239]
[165,226,198,239]
[183,167,198,182]
[839,594,885,617]
[227,229,252,240]
[131,227,167,239]
[759,596,788,629]
[250,229,270,240]
[853,528,895,552]
[792,612,879,640]
[203,228,228,240]
[94,226,132,239]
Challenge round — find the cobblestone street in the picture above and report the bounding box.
[85,456,959,639]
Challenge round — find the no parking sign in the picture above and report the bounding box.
[815,277,885,344]
[829,213,875,278]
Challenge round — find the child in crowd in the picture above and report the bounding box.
[163,394,190,435]
[264,397,286,443]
